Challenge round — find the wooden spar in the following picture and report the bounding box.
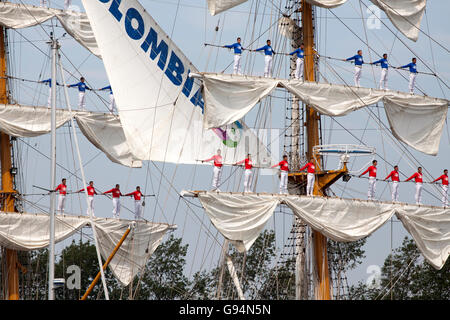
[81,226,131,300]
[0,23,20,300]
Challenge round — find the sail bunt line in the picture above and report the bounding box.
[0,104,141,167]
[0,211,176,286]
[183,191,450,270]
[197,73,449,156]
[0,2,100,57]
[206,0,426,42]
[81,0,273,167]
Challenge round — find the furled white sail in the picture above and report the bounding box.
[191,191,450,270]
[0,2,100,57]
[81,0,273,167]
[0,104,141,168]
[0,211,176,286]
[278,16,303,40]
[207,0,248,15]
[205,0,426,41]
[199,73,448,156]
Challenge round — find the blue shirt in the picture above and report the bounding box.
[68,81,90,92]
[41,78,60,88]
[255,45,274,56]
[225,42,242,54]
[372,58,388,69]
[101,85,113,94]
[289,48,304,59]
[346,54,364,66]
[400,62,417,73]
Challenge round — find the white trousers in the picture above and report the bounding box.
[409,73,417,93]
[368,177,376,200]
[244,169,253,192]
[415,183,423,205]
[233,54,242,75]
[264,55,273,78]
[306,173,315,196]
[79,91,86,110]
[58,194,66,213]
[112,198,121,218]
[134,200,143,220]
[279,171,288,194]
[441,185,448,207]
[47,87,52,107]
[212,166,222,191]
[354,66,362,87]
[379,68,388,90]
[86,196,94,216]
[391,181,399,202]
[295,58,304,80]
[109,94,116,113]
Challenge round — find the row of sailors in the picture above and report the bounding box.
[223,38,419,93]
[40,77,116,113]
[202,150,449,207]
[54,179,148,219]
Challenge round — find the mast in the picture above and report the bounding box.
[0,23,20,300]
[48,34,59,300]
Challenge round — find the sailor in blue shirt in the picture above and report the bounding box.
[372,53,389,90]
[67,77,91,110]
[289,43,305,80]
[99,85,116,113]
[224,37,244,75]
[346,50,364,87]
[40,78,60,107]
[255,40,275,78]
[397,57,418,94]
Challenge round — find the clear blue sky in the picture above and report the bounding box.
[10,0,449,296]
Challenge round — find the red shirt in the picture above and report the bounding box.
[204,155,223,167]
[299,162,315,174]
[406,172,423,183]
[55,184,67,195]
[433,174,448,186]
[78,186,97,196]
[104,188,122,198]
[385,170,399,182]
[273,160,289,171]
[361,165,377,178]
[236,158,252,170]
[126,190,142,201]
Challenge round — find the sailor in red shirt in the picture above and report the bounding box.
[432,169,448,207]
[125,186,144,220]
[359,160,377,200]
[405,167,423,205]
[202,149,223,191]
[384,165,400,202]
[77,180,97,216]
[55,178,68,214]
[271,155,289,194]
[103,184,122,218]
[235,154,253,192]
[299,158,316,196]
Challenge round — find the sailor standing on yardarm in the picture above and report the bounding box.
[125,186,144,220]
[432,169,448,207]
[359,160,377,200]
[224,37,244,75]
[99,85,116,113]
[235,154,253,193]
[67,77,91,110]
[271,155,289,194]
[202,150,223,191]
[289,43,305,80]
[372,53,389,90]
[299,157,316,196]
[77,181,98,216]
[384,165,400,202]
[405,167,424,205]
[55,178,68,214]
[346,50,364,87]
[255,40,275,78]
[397,57,418,94]
[40,78,60,108]
[103,184,123,218]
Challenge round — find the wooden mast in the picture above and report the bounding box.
[0,23,20,300]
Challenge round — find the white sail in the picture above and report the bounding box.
[205,0,426,41]
[207,0,248,16]
[191,191,450,270]
[0,2,100,57]
[81,0,272,167]
[0,211,176,286]
[199,73,448,156]
[0,104,141,167]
